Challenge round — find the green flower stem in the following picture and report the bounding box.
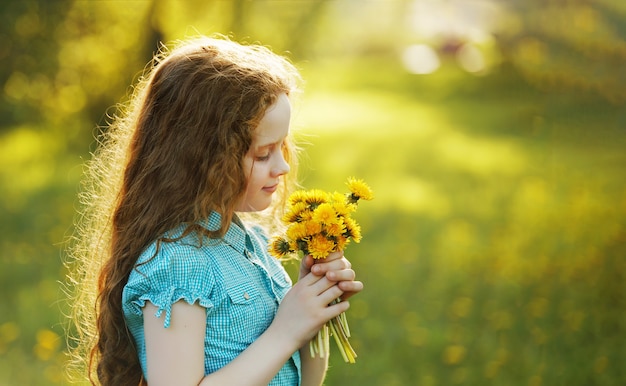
[340,310,350,337]
[329,320,350,363]
[309,307,357,363]
[332,312,356,363]
[324,323,330,357]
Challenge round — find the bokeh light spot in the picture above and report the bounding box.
[456,43,487,74]
[402,44,441,74]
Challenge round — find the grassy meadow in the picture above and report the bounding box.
[1,56,625,386]
[296,60,626,385]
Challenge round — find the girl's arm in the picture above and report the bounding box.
[143,301,206,385]
[142,270,351,386]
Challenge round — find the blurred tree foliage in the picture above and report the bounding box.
[499,0,626,104]
[3,0,623,144]
[0,0,625,385]
[0,0,70,129]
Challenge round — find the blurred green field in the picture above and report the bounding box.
[297,61,626,386]
[1,1,626,384]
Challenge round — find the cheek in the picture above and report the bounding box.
[247,164,265,187]
[241,157,256,185]
[242,154,254,174]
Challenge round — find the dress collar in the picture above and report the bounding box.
[199,211,251,256]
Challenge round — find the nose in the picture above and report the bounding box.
[271,152,290,177]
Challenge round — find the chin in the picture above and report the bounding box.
[236,202,272,213]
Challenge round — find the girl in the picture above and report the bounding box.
[67,36,363,386]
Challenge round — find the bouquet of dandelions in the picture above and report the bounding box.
[269,177,374,363]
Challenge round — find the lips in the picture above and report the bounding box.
[263,184,278,193]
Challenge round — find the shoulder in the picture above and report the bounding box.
[125,232,223,300]
[136,236,213,276]
[122,233,221,325]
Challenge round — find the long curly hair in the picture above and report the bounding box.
[65,36,301,385]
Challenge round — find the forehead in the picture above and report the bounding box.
[253,93,291,147]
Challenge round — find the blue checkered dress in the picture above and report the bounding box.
[122,212,301,385]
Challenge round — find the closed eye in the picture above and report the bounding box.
[255,144,274,161]
[253,139,286,162]
[255,153,271,162]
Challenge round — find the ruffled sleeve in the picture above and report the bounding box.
[122,239,215,328]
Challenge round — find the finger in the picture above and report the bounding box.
[309,275,339,295]
[325,268,356,282]
[325,250,344,261]
[296,271,326,287]
[298,255,315,279]
[323,299,351,319]
[318,284,345,305]
[338,280,363,293]
[338,281,364,301]
[311,257,350,276]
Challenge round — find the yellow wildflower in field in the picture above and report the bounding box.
[268,177,374,363]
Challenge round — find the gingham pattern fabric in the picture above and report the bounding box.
[122,212,301,385]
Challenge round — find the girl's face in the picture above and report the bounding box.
[237,93,291,212]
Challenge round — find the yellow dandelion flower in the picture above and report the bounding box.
[288,190,308,205]
[332,200,356,217]
[344,216,362,243]
[303,189,330,207]
[335,235,350,251]
[283,201,309,223]
[307,234,336,259]
[303,220,323,237]
[300,209,314,221]
[286,222,309,241]
[346,177,374,203]
[312,202,338,224]
[269,237,292,258]
[330,191,347,203]
[324,219,346,238]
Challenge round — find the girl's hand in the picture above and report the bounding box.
[298,251,364,301]
[273,272,350,348]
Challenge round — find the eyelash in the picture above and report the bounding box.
[255,142,286,162]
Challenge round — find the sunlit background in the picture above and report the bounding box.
[1,0,625,385]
